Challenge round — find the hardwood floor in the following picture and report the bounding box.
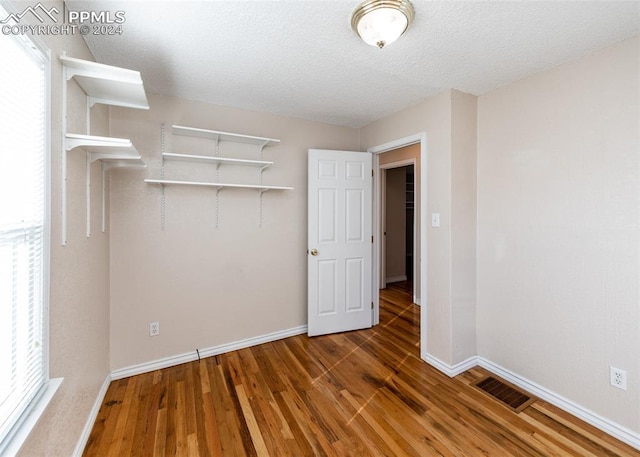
[84,282,638,456]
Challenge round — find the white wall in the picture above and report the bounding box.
[477,36,640,433]
[108,94,359,370]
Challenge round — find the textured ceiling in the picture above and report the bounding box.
[67,1,640,128]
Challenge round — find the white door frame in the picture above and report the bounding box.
[369,133,427,360]
[379,159,417,295]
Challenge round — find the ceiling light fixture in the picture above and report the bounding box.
[351,0,415,49]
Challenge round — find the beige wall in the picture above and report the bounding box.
[450,91,478,364]
[477,36,640,432]
[108,94,359,370]
[384,167,407,281]
[18,1,112,455]
[360,90,475,364]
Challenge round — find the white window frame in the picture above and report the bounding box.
[0,2,61,455]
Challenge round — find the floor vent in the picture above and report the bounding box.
[473,376,536,413]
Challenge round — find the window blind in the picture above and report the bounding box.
[0,9,49,448]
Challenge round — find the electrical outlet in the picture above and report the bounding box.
[149,322,160,337]
[610,367,627,390]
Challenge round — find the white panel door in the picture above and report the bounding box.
[308,149,372,337]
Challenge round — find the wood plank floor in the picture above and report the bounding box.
[84,282,639,456]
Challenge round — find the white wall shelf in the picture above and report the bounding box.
[66,134,140,159]
[145,179,293,192]
[59,54,149,109]
[172,125,280,151]
[147,124,292,228]
[163,153,273,170]
[61,53,149,244]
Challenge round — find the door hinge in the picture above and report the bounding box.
[371,302,374,309]
[372,169,374,177]
[371,235,374,243]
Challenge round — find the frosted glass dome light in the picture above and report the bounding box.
[351,0,415,49]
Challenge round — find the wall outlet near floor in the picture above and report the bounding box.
[610,366,627,390]
[150,322,160,337]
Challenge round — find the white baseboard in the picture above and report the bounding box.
[422,354,639,450]
[72,374,111,457]
[423,353,478,377]
[111,325,308,380]
[477,358,640,451]
[386,275,407,283]
[414,297,421,306]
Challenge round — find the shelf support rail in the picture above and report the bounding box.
[258,143,265,227]
[86,151,91,237]
[215,187,222,229]
[101,163,107,232]
[215,137,220,228]
[258,188,270,228]
[85,97,92,237]
[61,55,68,245]
[161,123,166,231]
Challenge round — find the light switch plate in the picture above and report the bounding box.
[431,213,440,228]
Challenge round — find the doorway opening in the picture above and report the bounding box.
[369,133,426,361]
[381,164,415,299]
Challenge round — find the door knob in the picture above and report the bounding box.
[310,248,318,256]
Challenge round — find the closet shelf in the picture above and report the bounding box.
[145,179,293,192]
[60,55,149,109]
[60,53,149,245]
[163,153,273,169]
[172,125,280,150]
[65,133,143,163]
[152,124,289,229]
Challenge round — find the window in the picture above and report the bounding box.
[0,4,52,452]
